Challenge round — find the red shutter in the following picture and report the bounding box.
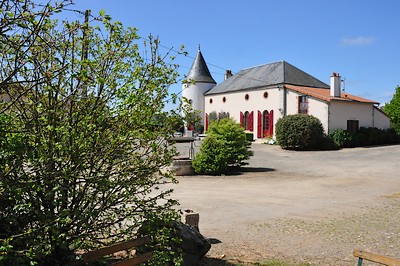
[269,110,274,136]
[240,111,244,128]
[249,111,254,132]
[205,113,209,132]
[257,111,262,138]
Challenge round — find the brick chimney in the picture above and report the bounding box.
[224,70,232,80]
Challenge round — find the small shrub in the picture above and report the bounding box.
[329,129,354,148]
[192,135,229,175]
[275,114,324,150]
[245,132,254,142]
[192,118,253,175]
[385,128,400,143]
[319,134,340,150]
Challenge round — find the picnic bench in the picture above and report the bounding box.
[353,249,400,266]
[82,236,152,266]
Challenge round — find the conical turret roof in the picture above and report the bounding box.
[186,49,216,84]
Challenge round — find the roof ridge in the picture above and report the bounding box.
[241,60,285,71]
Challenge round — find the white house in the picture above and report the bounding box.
[182,49,390,139]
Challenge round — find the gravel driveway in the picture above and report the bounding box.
[169,143,400,265]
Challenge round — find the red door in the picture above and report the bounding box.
[262,110,274,138]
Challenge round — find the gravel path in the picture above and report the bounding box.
[170,143,400,265]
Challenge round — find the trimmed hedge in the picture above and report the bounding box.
[329,127,400,148]
[329,129,354,148]
[275,114,324,150]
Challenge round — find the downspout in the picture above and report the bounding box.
[283,86,287,117]
[280,85,287,117]
[327,102,330,133]
[372,105,375,128]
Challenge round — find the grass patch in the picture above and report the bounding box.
[384,192,400,199]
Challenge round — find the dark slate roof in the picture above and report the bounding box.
[186,50,216,84]
[205,61,329,95]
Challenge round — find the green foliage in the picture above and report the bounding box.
[328,128,400,148]
[353,127,399,147]
[192,135,230,175]
[208,111,218,123]
[218,111,230,120]
[329,129,354,148]
[245,132,254,142]
[275,114,324,150]
[137,211,183,266]
[192,118,253,175]
[384,85,400,127]
[0,2,184,264]
[318,134,339,150]
[181,97,202,133]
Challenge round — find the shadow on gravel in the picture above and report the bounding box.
[220,166,275,176]
[241,167,276,173]
[208,238,222,244]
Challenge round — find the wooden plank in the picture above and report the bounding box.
[112,252,153,266]
[82,236,151,263]
[353,249,400,266]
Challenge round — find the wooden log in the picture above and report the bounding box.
[353,249,400,266]
[82,236,151,263]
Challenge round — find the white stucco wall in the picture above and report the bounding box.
[373,107,390,129]
[204,86,282,137]
[285,90,330,133]
[329,101,375,132]
[182,82,215,123]
[204,87,390,139]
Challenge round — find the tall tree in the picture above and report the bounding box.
[384,86,400,128]
[0,1,184,264]
[0,0,73,112]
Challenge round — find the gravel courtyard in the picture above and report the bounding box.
[169,142,400,265]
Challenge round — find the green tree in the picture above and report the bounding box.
[276,114,324,150]
[192,118,253,175]
[384,85,400,128]
[181,97,202,133]
[0,2,183,264]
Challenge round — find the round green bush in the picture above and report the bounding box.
[192,135,229,175]
[275,114,324,150]
[192,118,253,175]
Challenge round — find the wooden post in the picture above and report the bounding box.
[353,249,400,266]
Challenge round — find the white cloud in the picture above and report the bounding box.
[341,36,375,46]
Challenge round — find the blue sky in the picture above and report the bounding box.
[68,0,399,109]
